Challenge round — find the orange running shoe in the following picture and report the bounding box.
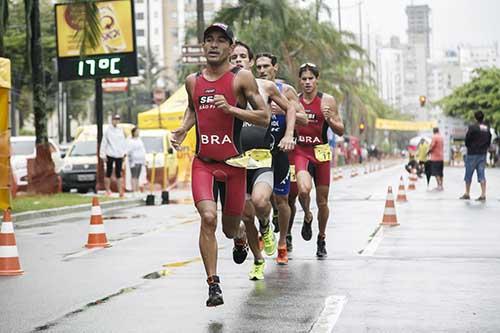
[276,246,288,265]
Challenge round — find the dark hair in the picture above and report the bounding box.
[433,127,439,134]
[474,110,484,122]
[234,40,254,61]
[132,126,139,136]
[299,63,319,78]
[255,52,277,66]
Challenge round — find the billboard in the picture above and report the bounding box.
[55,0,137,81]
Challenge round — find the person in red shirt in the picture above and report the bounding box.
[294,63,344,258]
[170,23,269,307]
[428,127,444,191]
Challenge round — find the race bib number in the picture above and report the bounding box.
[226,149,272,169]
[289,165,297,182]
[313,143,332,162]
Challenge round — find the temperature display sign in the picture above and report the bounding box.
[55,0,137,81]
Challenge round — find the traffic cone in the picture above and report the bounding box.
[85,197,111,248]
[408,169,416,191]
[332,169,338,181]
[380,186,399,226]
[338,167,343,179]
[0,210,24,276]
[350,168,357,178]
[396,176,408,202]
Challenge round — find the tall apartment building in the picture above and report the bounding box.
[426,51,462,102]
[403,5,431,112]
[458,43,499,83]
[377,37,405,111]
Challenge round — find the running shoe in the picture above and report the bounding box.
[248,260,266,280]
[286,234,293,253]
[301,216,313,241]
[206,276,224,307]
[261,224,277,256]
[232,238,248,264]
[316,236,327,259]
[272,211,280,233]
[276,246,288,265]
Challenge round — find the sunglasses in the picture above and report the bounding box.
[300,62,317,69]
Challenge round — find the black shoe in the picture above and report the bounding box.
[206,276,224,307]
[286,234,293,253]
[316,237,327,258]
[232,238,248,264]
[272,211,280,233]
[301,216,312,241]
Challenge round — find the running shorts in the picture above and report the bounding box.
[246,167,273,197]
[191,157,246,216]
[293,145,330,186]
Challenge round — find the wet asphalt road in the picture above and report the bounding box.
[1,163,500,332]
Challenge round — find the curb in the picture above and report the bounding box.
[12,198,144,223]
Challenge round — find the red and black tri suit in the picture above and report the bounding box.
[191,66,247,216]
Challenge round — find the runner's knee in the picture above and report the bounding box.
[200,211,217,232]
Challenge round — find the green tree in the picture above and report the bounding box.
[440,68,500,133]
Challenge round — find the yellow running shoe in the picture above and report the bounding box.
[248,260,266,280]
[261,224,277,256]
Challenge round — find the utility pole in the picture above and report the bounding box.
[197,0,205,43]
[337,0,342,32]
[145,0,153,92]
[367,23,372,85]
[358,1,364,81]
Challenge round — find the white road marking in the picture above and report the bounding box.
[62,247,102,260]
[360,225,385,256]
[310,295,348,333]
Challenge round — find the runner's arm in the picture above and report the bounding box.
[215,70,270,127]
[171,76,196,150]
[322,95,344,136]
[267,83,296,151]
[283,85,308,127]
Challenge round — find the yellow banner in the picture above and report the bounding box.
[56,0,134,58]
[0,58,11,89]
[375,118,437,131]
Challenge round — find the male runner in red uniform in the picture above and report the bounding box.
[171,23,269,306]
[294,63,344,258]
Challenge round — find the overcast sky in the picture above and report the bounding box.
[323,0,500,53]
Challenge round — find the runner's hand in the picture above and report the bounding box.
[270,101,285,115]
[322,106,333,119]
[214,95,232,114]
[278,135,295,152]
[171,127,187,150]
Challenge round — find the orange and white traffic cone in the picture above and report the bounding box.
[350,168,356,178]
[408,169,416,191]
[85,197,111,248]
[396,176,408,202]
[332,169,338,181]
[380,186,399,226]
[0,210,23,276]
[338,167,343,179]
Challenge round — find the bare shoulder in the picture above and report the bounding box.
[185,73,197,92]
[259,79,279,94]
[321,93,337,107]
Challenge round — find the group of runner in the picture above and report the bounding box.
[171,23,344,307]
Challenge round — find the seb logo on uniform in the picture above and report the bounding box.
[199,95,216,110]
[305,110,317,122]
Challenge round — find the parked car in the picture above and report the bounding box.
[10,136,63,191]
[60,140,98,193]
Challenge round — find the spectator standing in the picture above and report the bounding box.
[127,127,146,196]
[100,114,127,196]
[428,127,444,191]
[416,138,429,173]
[460,111,492,201]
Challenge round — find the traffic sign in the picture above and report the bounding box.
[102,78,128,93]
[182,44,206,65]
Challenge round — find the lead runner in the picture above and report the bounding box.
[171,23,270,307]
